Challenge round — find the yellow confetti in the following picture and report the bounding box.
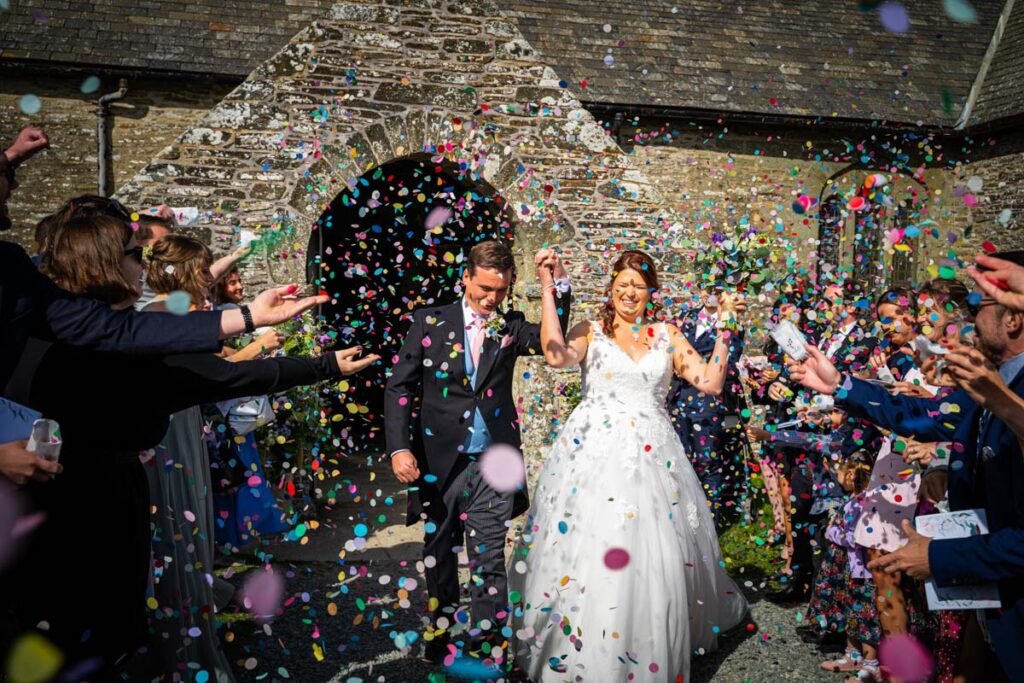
[312,642,324,662]
[7,633,63,683]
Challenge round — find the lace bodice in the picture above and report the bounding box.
[579,321,674,410]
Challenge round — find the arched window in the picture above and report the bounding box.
[816,167,930,290]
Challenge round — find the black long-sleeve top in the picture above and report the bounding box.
[0,234,224,393]
[6,338,340,466]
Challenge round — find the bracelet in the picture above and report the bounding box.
[239,304,256,334]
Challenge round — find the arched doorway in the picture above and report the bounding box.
[306,153,515,454]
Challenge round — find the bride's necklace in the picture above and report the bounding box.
[612,320,653,354]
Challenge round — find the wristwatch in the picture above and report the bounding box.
[239,304,256,334]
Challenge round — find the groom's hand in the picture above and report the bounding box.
[391,450,421,483]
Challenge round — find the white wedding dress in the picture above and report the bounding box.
[509,322,748,682]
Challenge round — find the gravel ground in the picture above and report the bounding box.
[221,556,843,683]
[221,464,842,683]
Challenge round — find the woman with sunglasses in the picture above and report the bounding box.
[7,215,379,680]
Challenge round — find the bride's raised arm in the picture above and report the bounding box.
[666,297,741,394]
[539,258,589,368]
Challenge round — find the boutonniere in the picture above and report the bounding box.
[483,314,511,345]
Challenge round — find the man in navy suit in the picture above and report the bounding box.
[667,289,748,526]
[789,257,1024,681]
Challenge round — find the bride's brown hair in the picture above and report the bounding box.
[601,249,662,335]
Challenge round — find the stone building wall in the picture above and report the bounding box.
[955,129,1024,255]
[0,72,236,247]
[108,0,677,462]
[615,119,987,293]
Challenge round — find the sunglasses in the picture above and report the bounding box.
[966,298,998,317]
[124,245,144,263]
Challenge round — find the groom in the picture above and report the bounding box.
[384,240,571,662]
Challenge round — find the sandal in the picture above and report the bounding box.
[821,649,861,673]
[844,660,880,683]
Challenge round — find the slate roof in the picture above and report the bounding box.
[506,0,1008,127]
[0,0,333,76]
[0,0,1020,127]
[968,0,1024,125]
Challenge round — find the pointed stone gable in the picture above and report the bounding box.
[115,0,681,301]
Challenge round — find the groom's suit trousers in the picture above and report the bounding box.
[423,454,515,636]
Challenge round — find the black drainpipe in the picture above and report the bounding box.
[97,78,128,197]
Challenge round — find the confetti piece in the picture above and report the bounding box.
[944,0,977,23]
[878,2,910,33]
[479,444,525,492]
[80,76,101,94]
[879,633,934,682]
[165,290,192,315]
[604,548,630,570]
[242,568,284,622]
[18,94,41,115]
[6,633,63,683]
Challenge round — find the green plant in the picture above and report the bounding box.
[257,312,341,504]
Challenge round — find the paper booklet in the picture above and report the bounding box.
[915,509,1002,611]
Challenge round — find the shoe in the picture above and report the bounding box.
[821,649,862,673]
[422,632,451,664]
[765,581,810,604]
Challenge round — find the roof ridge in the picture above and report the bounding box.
[958,0,1017,129]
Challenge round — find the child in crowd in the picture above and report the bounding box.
[805,453,878,682]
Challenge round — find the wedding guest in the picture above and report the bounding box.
[6,215,378,680]
[805,453,878,680]
[30,213,58,268]
[817,278,878,374]
[206,266,290,550]
[853,288,934,642]
[1,128,316,396]
[216,266,245,307]
[668,287,750,525]
[788,252,1024,681]
[139,234,237,681]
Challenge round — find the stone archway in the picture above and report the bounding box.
[306,152,517,452]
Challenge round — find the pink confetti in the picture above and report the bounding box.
[879,634,933,682]
[478,444,525,492]
[424,206,453,230]
[242,568,285,622]
[604,548,630,570]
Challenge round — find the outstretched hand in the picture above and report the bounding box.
[333,346,380,375]
[787,344,841,395]
[0,440,62,485]
[249,284,328,327]
[968,254,1024,312]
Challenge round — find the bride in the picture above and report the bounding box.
[508,250,749,682]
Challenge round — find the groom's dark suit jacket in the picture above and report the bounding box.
[385,296,571,524]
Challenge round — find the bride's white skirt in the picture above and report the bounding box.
[508,397,749,682]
